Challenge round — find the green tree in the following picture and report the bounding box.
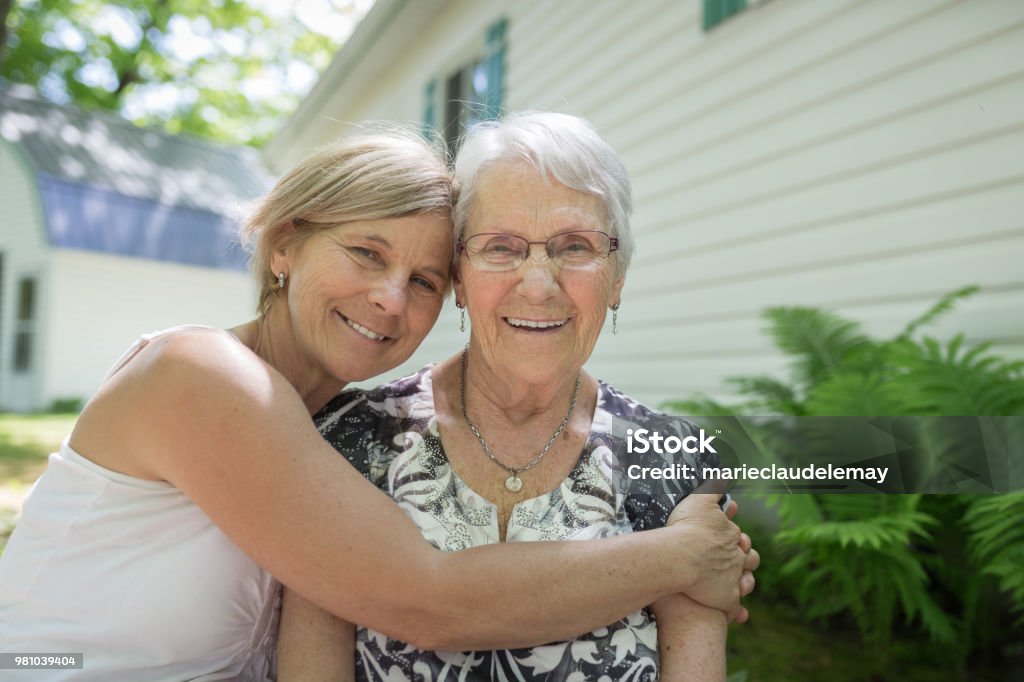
[0,0,13,63]
[1,0,343,147]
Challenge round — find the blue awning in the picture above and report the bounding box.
[38,174,248,271]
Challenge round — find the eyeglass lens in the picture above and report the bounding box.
[465,231,612,270]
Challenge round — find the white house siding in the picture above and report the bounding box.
[0,141,50,411]
[283,0,1024,406]
[41,249,256,408]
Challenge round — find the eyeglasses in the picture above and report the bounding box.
[457,230,619,272]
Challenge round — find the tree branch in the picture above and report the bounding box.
[112,0,170,101]
[0,0,14,66]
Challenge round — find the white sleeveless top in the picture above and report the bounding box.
[0,328,279,681]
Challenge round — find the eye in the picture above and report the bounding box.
[483,240,519,254]
[349,246,382,263]
[556,235,598,254]
[411,275,439,293]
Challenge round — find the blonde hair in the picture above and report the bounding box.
[240,126,453,313]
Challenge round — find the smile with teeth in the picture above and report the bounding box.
[505,317,569,330]
[340,314,389,341]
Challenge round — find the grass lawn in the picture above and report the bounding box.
[0,412,79,549]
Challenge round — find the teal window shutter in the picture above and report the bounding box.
[423,78,437,137]
[483,17,507,120]
[703,0,747,31]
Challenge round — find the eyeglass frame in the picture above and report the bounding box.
[456,230,620,271]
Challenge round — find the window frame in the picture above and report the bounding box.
[12,275,37,374]
[423,17,507,153]
[703,0,748,31]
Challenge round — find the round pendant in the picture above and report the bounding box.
[505,475,523,492]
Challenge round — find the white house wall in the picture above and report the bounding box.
[0,141,50,411]
[42,249,256,408]
[288,0,1024,406]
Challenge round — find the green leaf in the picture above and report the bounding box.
[762,306,872,390]
[896,285,980,341]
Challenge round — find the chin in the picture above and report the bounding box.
[340,366,380,383]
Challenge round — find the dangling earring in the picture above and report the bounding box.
[611,303,619,335]
[457,302,466,332]
[277,272,287,290]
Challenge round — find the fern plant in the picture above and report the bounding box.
[666,286,1024,672]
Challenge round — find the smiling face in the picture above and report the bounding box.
[271,213,452,384]
[455,161,624,386]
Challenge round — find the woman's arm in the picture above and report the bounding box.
[277,587,355,682]
[652,593,728,682]
[78,331,747,650]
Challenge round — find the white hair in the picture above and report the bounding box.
[453,111,635,273]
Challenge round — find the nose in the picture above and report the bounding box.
[366,274,407,315]
[516,253,560,303]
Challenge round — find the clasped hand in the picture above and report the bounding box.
[667,494,760,623]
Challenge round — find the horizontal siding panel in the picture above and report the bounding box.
[506,0,592,72]
[524,0,685,124]
[509,0,680,109]
[625,27,1024,193]
[991,342,1024,362]
[600,286,1024,357]
[843,289,1024,344]
[591,0,878,138]
[632,127,1024,252]
[608,0,998,150]
[626,233,1024,321]
[588,353,792,405]
[632,177,1024,288]
[632,58,1024,212]
[511,0,630,93]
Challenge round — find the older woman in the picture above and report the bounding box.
[282,113,748,681]
[0,125,752,680]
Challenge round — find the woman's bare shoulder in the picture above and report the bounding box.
[70,326,295,479]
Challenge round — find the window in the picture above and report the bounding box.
[424,17,507,153]
[703,0,747,31]
[442,57,491,151]
[13,277,36,373]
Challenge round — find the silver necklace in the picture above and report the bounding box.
[460,347,581,493]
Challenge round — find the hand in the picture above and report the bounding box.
[666,493,745,620]
[723,500,759,623]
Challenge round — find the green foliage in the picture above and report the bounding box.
[963,494,1024,624]
[47,397,83,414]
[775,495,959,654]
[667,287,1024,673]
[1,0,345,147]
[762,306,872,389]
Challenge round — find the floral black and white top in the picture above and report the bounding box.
[315,365,719,682]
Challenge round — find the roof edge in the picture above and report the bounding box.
[264,0,409,162]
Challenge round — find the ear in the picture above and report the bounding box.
[268,222,297,278]
[453,277,466,309]
[451,258,466,305]
[609,272,625,309]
